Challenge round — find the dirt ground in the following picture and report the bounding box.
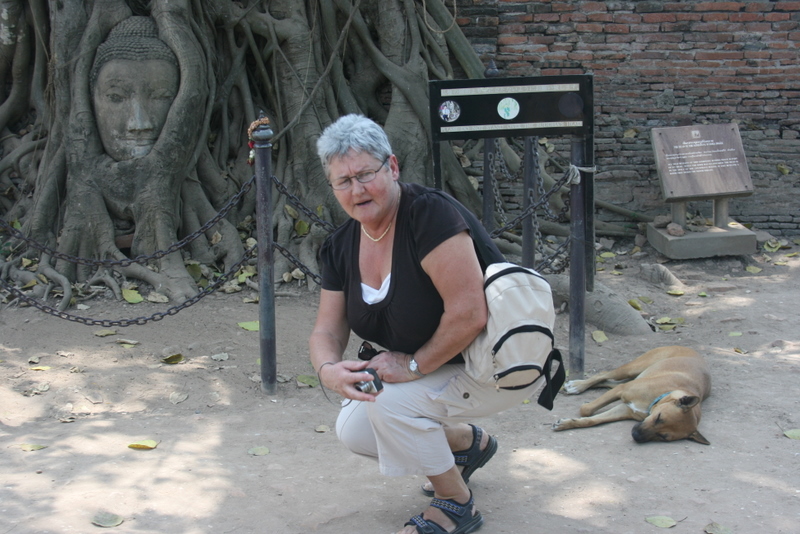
[2,238,799,534]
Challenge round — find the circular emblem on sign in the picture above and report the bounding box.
[497,97,520,120]
[439,100,461,122]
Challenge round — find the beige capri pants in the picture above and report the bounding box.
[335,363,546,477]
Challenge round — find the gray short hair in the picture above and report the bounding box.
[316,115,393,175]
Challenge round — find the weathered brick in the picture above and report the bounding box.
[694,2,746,12]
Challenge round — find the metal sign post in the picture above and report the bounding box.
[429,74,594,379]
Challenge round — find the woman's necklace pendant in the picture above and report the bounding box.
[362,221,392,242]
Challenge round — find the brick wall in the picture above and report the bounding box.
[453,0,800,236]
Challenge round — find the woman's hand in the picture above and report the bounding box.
[319,359,383,401]
[367,351,417,383]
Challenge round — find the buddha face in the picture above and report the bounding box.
[93,58,179,161]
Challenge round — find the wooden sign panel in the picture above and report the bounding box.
[651,123,753,201]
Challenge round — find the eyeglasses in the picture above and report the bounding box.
[329,156,389,191]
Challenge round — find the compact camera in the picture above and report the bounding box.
[355,368,383,394]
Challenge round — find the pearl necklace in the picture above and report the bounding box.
[362,221,393,242]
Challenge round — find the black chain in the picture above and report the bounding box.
[273,242,323,286]
[272,175,337,233]
[488,164,573,239]
[0,175,255,268]
[0,246,257,327]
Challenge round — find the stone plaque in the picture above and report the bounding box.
[651,123,753,201]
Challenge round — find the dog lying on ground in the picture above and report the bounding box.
[552,346,711,444]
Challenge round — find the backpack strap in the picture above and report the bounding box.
[537,348,566,410]
[430,189,504,270]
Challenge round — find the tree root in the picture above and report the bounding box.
[544,273,653,336]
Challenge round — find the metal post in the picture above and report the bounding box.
[252,119,277,395]
[521,136,537,268]
[482,139,495,233]
[568,136,587,380]
[433,140,442,190]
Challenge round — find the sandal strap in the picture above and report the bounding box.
[405,514,440,534]
[430,494,473,521]
[451,424,482,466]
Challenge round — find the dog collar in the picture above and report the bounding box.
[648,392,672,414]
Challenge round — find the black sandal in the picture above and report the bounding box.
[404,491,483,534]
[421,425,497,497]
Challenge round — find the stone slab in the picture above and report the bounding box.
[646,219,757,259]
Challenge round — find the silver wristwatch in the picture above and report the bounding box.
[409,357,425,378]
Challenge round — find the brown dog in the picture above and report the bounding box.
[552,346,711,444]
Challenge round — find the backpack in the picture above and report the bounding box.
[462,262,564,409]
[431,189,565,410]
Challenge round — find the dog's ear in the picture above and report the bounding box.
[678,395,700,410]
[687,430,710,445]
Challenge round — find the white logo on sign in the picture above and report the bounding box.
[497,97,520,120]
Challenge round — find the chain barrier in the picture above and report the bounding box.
[1,147,581,325]
[0,175,256,268]
[0,245,256,327]
[272,176,337,234]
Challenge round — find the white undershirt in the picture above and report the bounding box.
[361,274,391,304]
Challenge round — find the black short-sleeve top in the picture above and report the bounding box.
[320,182,471,357]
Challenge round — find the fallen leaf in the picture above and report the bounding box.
[610,270,623,276]
[284,205,299,219]
[645,515,677,528]
[628,299,642,310]
[521,399,531,404]
[21,278,38,289]
[122,288,143,304]
[591,330,608,343]
[296,374,320,387]
[704,522,732,534]
[600,252,616,259]
[248,446,270,456]
[211,231,222,245]
[19,443,47,452]
[698,291,708,297]
[638,296,654,304]
[116,339,140,346]
[147,291,170,303]
[785,252,798,258]
[291,268,306,280]
[169,392,189,404]
[30,366,51,371]
[161,354,184,364]
[729,332,743,337]
[784,429,800,440]
[91,511,124,528]
[128,440,158,450]
[655,317,673,324]
[315,425,330,433]
[294,219,310,236]
[238,321,260,331]
[186,263,203,282]
[666,289,684,296]
[211,352,229,361]
[94,329,117,337]
[734,347,748,354]
[745,265,762,274]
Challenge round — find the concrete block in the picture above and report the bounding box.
[646,219,757,259]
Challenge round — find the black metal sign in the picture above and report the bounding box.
[429,75,593,141]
